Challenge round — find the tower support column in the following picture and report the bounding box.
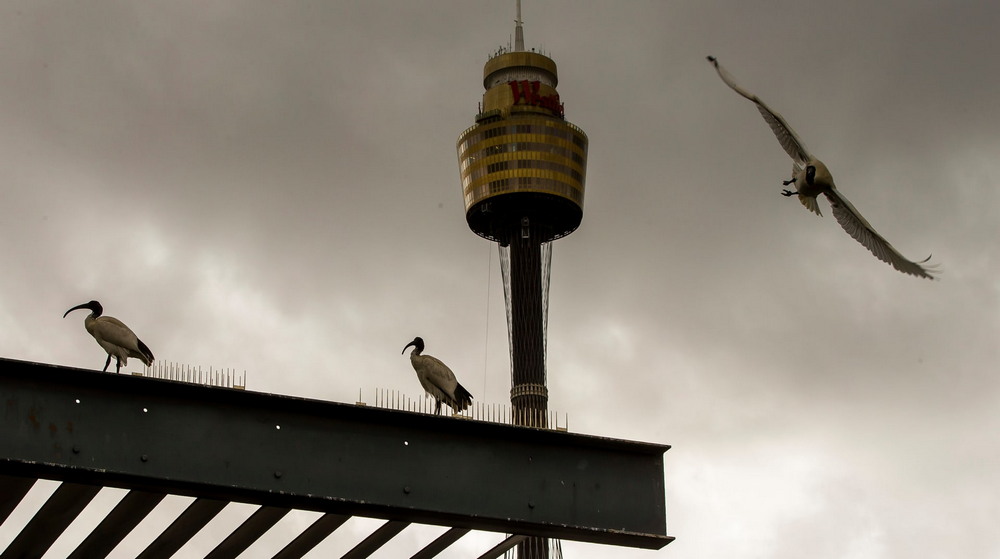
[506,220,549,426]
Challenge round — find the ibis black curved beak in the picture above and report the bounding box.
[63,303,89,318]
[63,300,101,318]
[402,341,416,354]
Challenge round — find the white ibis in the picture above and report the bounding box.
[707,56,937,279]
[402,337,473,415]
[63,300,154,373]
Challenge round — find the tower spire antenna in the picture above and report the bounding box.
[514,0,525,52]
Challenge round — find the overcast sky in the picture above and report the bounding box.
[1,1,998,557]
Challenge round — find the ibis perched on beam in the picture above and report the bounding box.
[706,55,937,279]
[64,300,154,374]
[402,337,473,415]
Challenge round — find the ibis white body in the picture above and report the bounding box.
[402,337,473,415]
[64,300,154,373]
[707,56,937,279]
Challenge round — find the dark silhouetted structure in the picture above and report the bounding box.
[0,359,672,556]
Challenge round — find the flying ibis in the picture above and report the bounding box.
[402,336,473,415]
[706,55,937,279]
[64,300,154,373]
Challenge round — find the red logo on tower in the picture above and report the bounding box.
[508,81,564,117]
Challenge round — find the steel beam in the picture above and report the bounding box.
[479,535,530,559]
[341,519,410,559]
[136,497,228,559]
[68,490,167,559]
[272,513,350,559]
[410,527,471,559]
[0,475,35,525]
[0,482,100,559]
[0,358,672,549]
[204,506,291,559]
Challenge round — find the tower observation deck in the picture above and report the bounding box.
[457,52,588,245]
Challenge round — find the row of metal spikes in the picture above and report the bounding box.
[363,388,568,431]
[128,361,247,390]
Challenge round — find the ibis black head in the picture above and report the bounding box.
[402,336,425,354]
[64,300,103,318]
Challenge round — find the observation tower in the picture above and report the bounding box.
[456,3,587,425]
[456,4,588,557]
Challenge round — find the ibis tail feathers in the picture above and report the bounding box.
[452,383,473,412]
[136,339,154,366]
[799,194,823,216]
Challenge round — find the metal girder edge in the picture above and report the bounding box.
[0,358,673,549]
